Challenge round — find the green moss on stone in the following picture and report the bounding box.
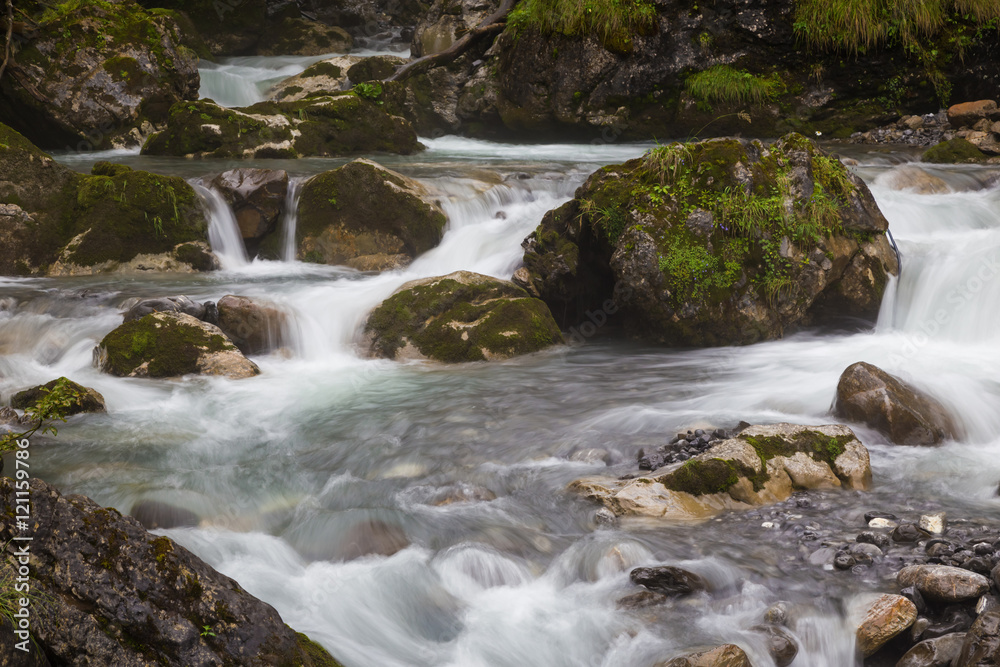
[922,137,988,163]
[366,276,564,363]
[99,313,233,377]
[659,458,745,496]
[742,429,852,468]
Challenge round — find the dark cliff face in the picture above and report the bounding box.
[456,0,1000,141]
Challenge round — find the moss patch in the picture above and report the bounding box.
[365,275,564,363]
[741,430,852,468]
[922,137,988,163]
[99,313,233,377]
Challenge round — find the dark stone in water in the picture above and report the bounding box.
[834,553,856,570]
[629,566,707,597]
[924,606,974,639]
[858,530,891,549]
[749,624,797,667]
[123,296,211,323]
[894,523,932,543]
[130,499,200,529]
[616,590,669,610]
[901,586,928,614]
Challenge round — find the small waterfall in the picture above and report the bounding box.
[281,178,304,262]
[192,183,250,269]
[198,54,349,108]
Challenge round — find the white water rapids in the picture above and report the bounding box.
[4,130,1000,666]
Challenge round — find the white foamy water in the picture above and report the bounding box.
[6,139,1000,666]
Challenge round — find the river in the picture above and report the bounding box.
[1,56,1000,667]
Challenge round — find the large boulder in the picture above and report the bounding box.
[571,423,871,520]
[515,134,898,345]
[96,312,260,379]
[11,378,107,416]
[833,362,958,446]
[216,295,288,355]
[210,169,289,255]
[0,125,213,276]
[135,0,269,56]
[258,17,353,56]
[947,100,999,128]
[0,0,199,149]
[364,271,564,362]
[897,633,966,667]
[295,158,446,269]
[0,477,342,666]
[142,96,422,159]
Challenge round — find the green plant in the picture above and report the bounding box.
[352,82,383,103]
[0,378,85,451]
[200,624,217,638]
[685,65,785,109]
[506,0,658,52]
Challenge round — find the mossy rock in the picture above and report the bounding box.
[922,137,988,164]
[97,312,260,379]
[11,377,107,415]
[0,0,200,149]
[570,423,871,520]
[136,0,268,56]
[347,56,407,83]
[365,271,565,363]
[142,97,422,159]
[296,158,446,267]
[517,133,898,346]
[267,56,359,103]
[0,124,212,275]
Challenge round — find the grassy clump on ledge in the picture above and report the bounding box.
[506,0,658,52]
[793,0,1000,53]
[685,65,785,109]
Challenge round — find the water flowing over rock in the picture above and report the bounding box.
[834,362,958,446]
[11,378,107,416]
[0,477,342,666]
[142,96,422,159]
[855,594,918,657]
[570,423,871,520]
[97,312,260,379]
[216,295,288,355]
[210,168,289,255]
[515,134,897,345]
[364,271,564,362]
[123,296,216,324]
[0,0,199,150]
[295,158,446,269]
[629,566,707,597]
[0,125,212,276]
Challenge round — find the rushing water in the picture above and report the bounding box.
[4,135,1000,666]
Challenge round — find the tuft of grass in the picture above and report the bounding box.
[685,66,785,109]
[793,0,1000,53]
[507,0,658,52]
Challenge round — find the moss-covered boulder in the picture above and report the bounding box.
[267,56,360,102]
[11,377,107,415]
[135,0,268,56]
[515,134,898,346]
[295,158,446,269]
[142,96,422,159]
[571,423,871,520]
[0,477,343,665]
[922,137,989,163]
[0,0,200,149]
[0,124,213,276]
[97,312,260,379]
[258,17,352,56]
[834,362,958,446]
[364,271,564,362]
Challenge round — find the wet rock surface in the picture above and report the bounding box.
[0,477,341,666]
[11,377,107,416]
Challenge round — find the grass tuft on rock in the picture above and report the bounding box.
[685,66,785,109]
[507,0,658,52]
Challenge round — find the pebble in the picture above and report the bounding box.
[919,512,946,535]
